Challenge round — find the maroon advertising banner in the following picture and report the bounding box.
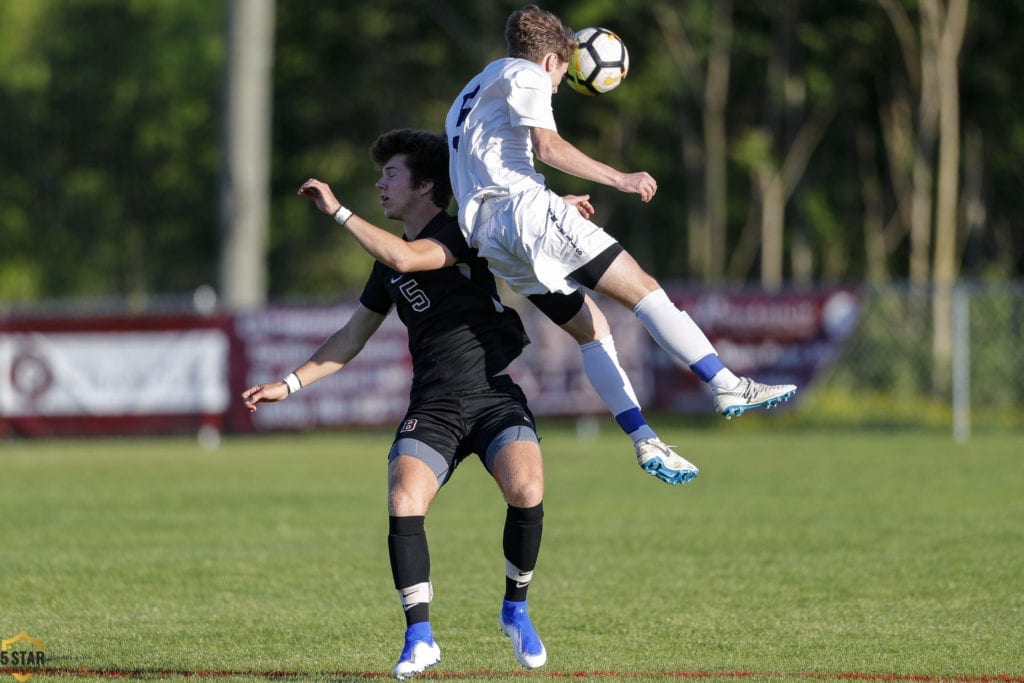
[1,288,859,437]
[233,303,413,433]
[0,314,240,437]
[650,288,861,412]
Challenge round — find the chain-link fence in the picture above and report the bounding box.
[803,281,1024,435]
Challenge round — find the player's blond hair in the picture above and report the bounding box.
[505,5,576,64]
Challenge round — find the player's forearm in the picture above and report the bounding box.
[344,215,445,272]
[289,358,346,390]
[343,215,411,268]
[534,132,624,188]
[291,310,381,388]
[317,322,372,363]
[293,333,363,388]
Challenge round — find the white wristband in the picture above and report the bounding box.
[333,205,354,226]
[283,372,302,395]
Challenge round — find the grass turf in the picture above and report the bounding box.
[2,425,1022,681]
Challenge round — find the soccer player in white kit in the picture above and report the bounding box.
[445,5,797,448]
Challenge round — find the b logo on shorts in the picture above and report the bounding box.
[400,419,418,433]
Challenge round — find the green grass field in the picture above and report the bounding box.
[2,424,1022,682]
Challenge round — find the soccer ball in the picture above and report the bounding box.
[566,27,630,96]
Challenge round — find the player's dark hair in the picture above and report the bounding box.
[370,129,453,209]
[506,5,576,64]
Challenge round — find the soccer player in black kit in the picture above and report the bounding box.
[242,130,547,678]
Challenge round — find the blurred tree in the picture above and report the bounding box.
[874,0,969,396]
[649,0,733,283]
[959,1,1024,278]
[878,0,939,288]
[220,0,275,312]
[0,0,224,306]
[268,0,513,295]
[926,0,969,397]
[0,0,1021,309]
[0,0,52,300]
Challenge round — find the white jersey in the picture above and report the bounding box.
[445,58,555,239]
[444,57,619,297]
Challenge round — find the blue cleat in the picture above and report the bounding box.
[499,599,547,669]
[391,622,440,680]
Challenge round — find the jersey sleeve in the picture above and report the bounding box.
[428,219,474,262]
[506,65,557,132]
[358,262,394,315]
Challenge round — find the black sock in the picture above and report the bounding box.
[503,502,544,602]
[388,515,430,626]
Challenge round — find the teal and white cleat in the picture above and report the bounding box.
[392,623,441,680]
[499,599,547,670]
[714,377,797,419]
[635,438,699,485]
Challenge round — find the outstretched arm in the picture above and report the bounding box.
[298,178,454,272]
[241,304,386,412]
[531,127,657,202]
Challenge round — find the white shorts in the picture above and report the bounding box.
[469,186,619,296]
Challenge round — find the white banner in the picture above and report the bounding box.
[0,330,229,417]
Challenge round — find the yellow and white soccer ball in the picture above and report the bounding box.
[566,27,630,96]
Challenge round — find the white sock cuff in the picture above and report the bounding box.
[632,288,672,316]
[397,581,433,609]
[505,559,534,585]
[579,334,615,353]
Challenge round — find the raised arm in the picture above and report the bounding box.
[530,127,657,202]
[298,178,454,272]
[241,304,386,412]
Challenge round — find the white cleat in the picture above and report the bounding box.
[635,438,699,485]
[392,634,441,680]
[713,377,797,419]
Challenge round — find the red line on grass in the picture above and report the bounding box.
[6,669,1023,682]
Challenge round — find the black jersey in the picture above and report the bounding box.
[359,211,530,400]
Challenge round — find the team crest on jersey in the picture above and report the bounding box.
[400,419,418,433]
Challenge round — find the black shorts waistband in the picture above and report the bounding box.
[413,373,517,400]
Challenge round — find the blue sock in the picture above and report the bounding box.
[615,408,656,443]
[691,353,739,389]
[690,353,725,382]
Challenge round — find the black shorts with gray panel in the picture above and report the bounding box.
[388,375,539,486]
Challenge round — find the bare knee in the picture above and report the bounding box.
[491,444,544,508]
[560,295,611,343]
[388,484,431,516]
[504,477,544,508]
[593,252,660,308]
